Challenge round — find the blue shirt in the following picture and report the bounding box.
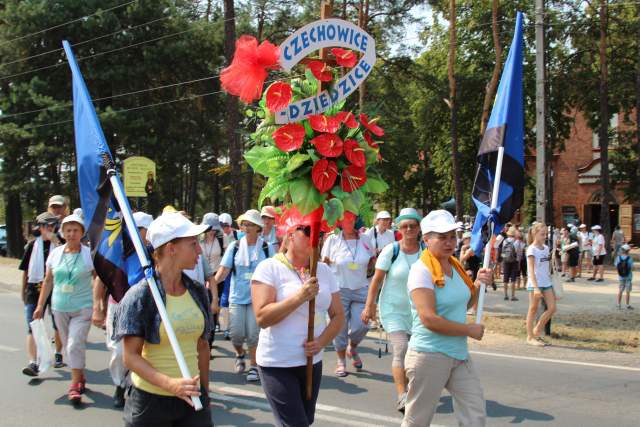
[614,255,634,280]
[220,239,275,304]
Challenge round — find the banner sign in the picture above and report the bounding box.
[275,18,376,124]
[123,156,156,198]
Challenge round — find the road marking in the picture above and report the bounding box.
[0,344,20,352]
[213,385,413,426]
[470,350,640,372]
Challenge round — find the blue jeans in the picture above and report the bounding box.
[333,287,369,351]
[24,301,57,334]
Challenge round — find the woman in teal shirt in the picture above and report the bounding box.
[402,210,492,427]
[34,214,96,405]
[362,208,422,413]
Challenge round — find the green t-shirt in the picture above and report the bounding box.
[47,246,94,312]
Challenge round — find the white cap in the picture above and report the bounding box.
[376,210,392,220]
[420,210,459,235]
[219,213,232,225]
[237,209,264,228]
[579,224,587,229]
[201,212,221,230]
[61,214,85,231]
[133,212,153,229]
[147,212,210,249]
[260,206,276,219]
[48,195,65,207]
[592,225,602,231]
[73,208,83,218]
[621,244,631,252]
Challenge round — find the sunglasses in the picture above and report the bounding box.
[295,225,312,237]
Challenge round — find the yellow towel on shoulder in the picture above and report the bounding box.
[419,249,475,297]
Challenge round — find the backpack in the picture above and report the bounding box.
[617,257,631,277]
[390,241,426,265]
[502,239,517,263]
[230,240,270,277]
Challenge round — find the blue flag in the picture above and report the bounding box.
[470,12,525,255]
[63,41,144,302]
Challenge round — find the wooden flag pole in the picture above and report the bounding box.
[306,0,332,401]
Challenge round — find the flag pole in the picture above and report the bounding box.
[476,146,504,324]
[107,170,204,411]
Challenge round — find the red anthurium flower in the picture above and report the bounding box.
[331,48,358,68]
[306,60,333,82]
[334,111,358,129]
[272,123,305,152]
[363,131,379,149]
[341,164,367,192]
[311,159,338,193]
[265,82,292,113]
[359,113,385,137]
[309,114,341,133]
[311,133,343,157]
[344,139,366,167]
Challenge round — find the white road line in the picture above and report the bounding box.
[213,386,412,426]
[0,344,20,352]
[470,350,640,372]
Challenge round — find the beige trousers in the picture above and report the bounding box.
[402,349,486,427]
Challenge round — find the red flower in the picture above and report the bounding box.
[341,165,367,192]
[265,82,292,113]
[334,111,358,129]
[272,123,305,152]
[359,113,384,137]
[310,133,343,157]
[309,114,341,133]
[363,131,379,149]
[344,139,366,167]
[220,35,280,103]
[311,159,338,193]
[331,48,358,68]
[306,60,333,82]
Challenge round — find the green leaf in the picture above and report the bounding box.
[286,153,310,173]
[258,178,289,207]
[303,119,314,138]
[326,99,346,116]
[330,185,348,199]
[364,176,388,194]
[323,198,344,226]
[342,189,363,213]
[245,109,254,118]
[245,145,287,177]
[289,178,325,215]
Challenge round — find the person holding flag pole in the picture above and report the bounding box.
[61,40,208,421]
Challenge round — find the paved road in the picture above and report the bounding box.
[1,289,639,427]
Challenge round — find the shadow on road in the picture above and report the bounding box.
[437,395,555,423]
[211,400,273,427]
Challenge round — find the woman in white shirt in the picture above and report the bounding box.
[588,225,606,282]
[252,215,344,427]
[321,212,375,377]
[525,223,556,347]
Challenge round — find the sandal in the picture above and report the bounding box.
[347,348,363,370]
[68,383,82,404]
[335,360,347,377]
[79,376,87,394]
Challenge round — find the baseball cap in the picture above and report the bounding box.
[260,206,276,219]
[237,209,264,228]
[61,214,85,231]
[579,224,587,229]
[621,244,631,252]
[201,212,221,231]
[147,212,210,249]
[35,211,59,226]
[592,225,602,231]
[219,213,233,226]
[48,195,65,207]
[133,212,153,230]
[376,210,392,220]
[420,210,459,235]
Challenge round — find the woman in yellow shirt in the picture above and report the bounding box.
[114,212,213,427]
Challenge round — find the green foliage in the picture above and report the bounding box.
[289,178,325,215]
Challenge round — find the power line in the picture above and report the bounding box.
[0,0,137,47]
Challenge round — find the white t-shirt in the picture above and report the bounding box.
[364,226,395,254]
[252,258,339,367]
[578,231,592,250]
[320,232,375,290]
[526,244,552,289]
[407,261,435,292]
[592,234,606,257]
[201,237,223,272]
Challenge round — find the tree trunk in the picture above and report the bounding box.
[479,0,503,137]
[598,0,612,255]
[206,0,212,21]
[224,0,242,217]
[5,192,24,258]
[448,0,463,220]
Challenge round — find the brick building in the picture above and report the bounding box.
[547,111,639,244]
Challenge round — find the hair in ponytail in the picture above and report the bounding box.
[528,222,546,244]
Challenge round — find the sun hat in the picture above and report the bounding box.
[61,214,85,231]
[201,212,222,231]
[48,195,66,207]
[133,212,154,230]
[35,211,59,226]
[147,212,210,249]
[237,209,264,228]
[395,207,421,223]
[260,206,276,219]
[591,225,602,231]
[375,210,392,220]
[420,210,459,235]
[219,213,233,226]
[621,244,631,252]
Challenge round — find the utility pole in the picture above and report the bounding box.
[535,0,546,223]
